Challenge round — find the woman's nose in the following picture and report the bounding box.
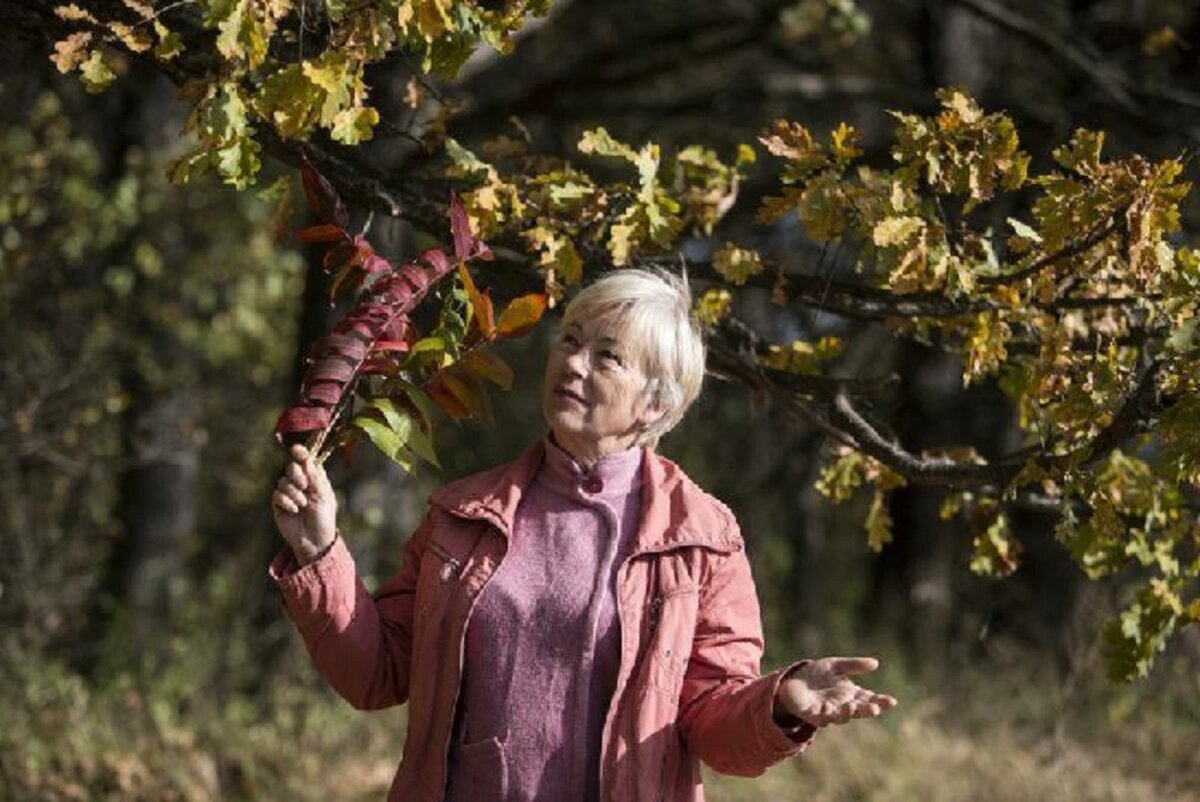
[563,348,590,376]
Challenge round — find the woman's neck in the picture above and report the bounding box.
[548,430,640,469]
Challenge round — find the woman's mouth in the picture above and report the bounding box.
[554,386,588,406]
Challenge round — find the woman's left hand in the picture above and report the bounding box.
[774,656,897,727]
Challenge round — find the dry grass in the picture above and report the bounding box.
[3,652,1196,801]
[707,696,1195,802]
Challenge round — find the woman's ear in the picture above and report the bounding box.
[636,385,668,430]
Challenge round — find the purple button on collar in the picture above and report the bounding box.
[582,477,604,494]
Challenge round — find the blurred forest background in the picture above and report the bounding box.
[2,0,1199,800]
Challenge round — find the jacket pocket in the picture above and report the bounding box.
[415,532,469,620]
[444,736,508,802]
[642,587,699,696]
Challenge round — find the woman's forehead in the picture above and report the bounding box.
[563,311,632,342]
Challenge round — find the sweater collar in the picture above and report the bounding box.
[429,438,741,555]
[537,433,644,501]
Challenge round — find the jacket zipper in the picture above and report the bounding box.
[600,540,738,802]
[425,540,463,582]
[437,514,508,801]
[646,595,664,638]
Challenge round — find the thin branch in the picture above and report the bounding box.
[979,218,1119,286]
[1082,358,1164,468]
[949,0,1139,113]
[828,389,1014,488]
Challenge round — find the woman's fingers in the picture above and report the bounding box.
[290,443,333,500]
[828,656,879,676]
[273,489,299,515]
[286,459,308,491]
[275,477,309,509]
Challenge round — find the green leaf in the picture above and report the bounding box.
[385,379,440,436]
[256,64,323,138]
[214,136,262,189]
[865,488,893,552]
[351,412,413,471]
[331,106,380,145]
[367,398,414,441]
[969,511,1021,577]
[153,21,184,60]
[78,50,117,94]
[445,137,493,177]
[578,127,638,162]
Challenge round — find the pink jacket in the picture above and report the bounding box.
[274,439,813,801]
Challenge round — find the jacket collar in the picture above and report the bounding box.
[428,438,740,555]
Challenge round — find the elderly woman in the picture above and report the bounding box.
[270,268,896,802]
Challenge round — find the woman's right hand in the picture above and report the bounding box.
[271,444,338,566]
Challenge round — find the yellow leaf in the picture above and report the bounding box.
[109,21,153,53]
[759,119,821,162]
[608,220,638,267]
[695,288,732,327]
[122,0,155,18]
[54,4,96,23]
[1142,26,1178,57]
[830,122,862,163]
[873,216,925,247]
[712,243,763,286]
[51,32,92,74]
[939,87,983,125]
[462,348,513,390]
[457,264,495,340]
[403,77,425,108]
[496,293,548,338]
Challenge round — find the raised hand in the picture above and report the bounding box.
[271,444,338,566]
[774,656,897,727]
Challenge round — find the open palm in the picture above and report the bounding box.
[776,656,897,727]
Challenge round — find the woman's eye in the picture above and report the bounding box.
[599,350,622,365]
[562,333,580,347]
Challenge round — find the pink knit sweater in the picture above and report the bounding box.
[444,436,644,802]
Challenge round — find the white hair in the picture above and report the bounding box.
[561,268,706,446]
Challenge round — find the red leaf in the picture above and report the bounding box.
[361,356,401,376]
[419,248,451,277]
[305,381,343,406]
[315,333,368,361]
[384,318,411,342]
[496,293,548,338]
[336,318,375,339]
[273,405,331,438]
[297,224,347,243]
[362,253,391,274]
[372,340,411,354]
[307,358,355,383]
[450,192,473,262]
[299,150,349,228]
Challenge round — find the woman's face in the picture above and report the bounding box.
[542,316,663,464]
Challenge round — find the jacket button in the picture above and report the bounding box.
[583,477,603,494]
